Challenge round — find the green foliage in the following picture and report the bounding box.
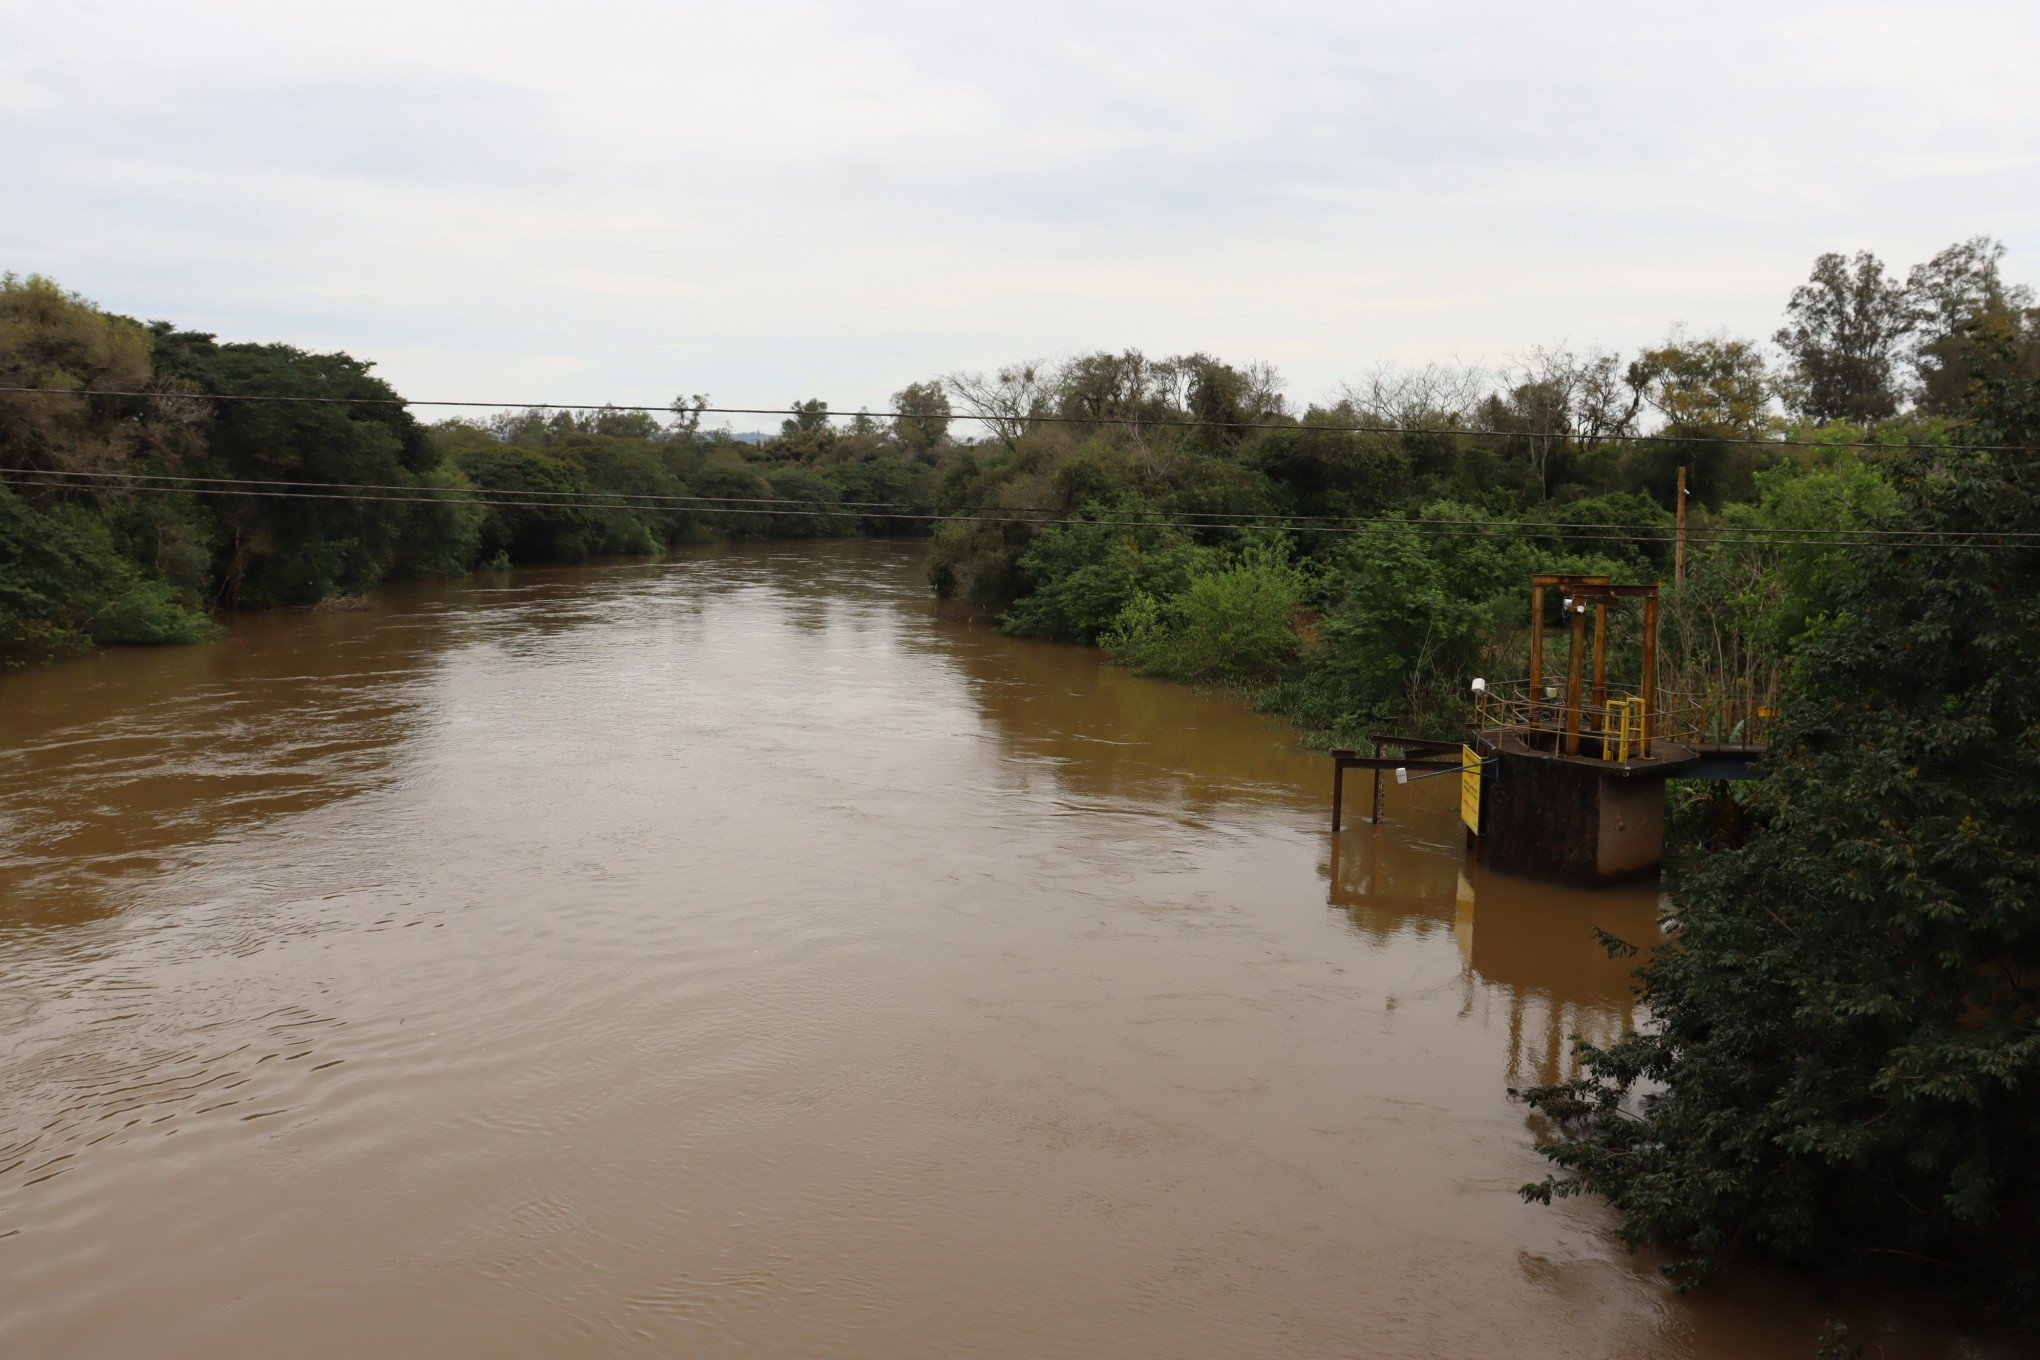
[1628,334,1777,441]
[387,463,485,579]
[1269,504,1618,740]
[890,380,951,457]
[1774,250,1912,423]
[0,274,171,477]
[1530,492,1672,573]
[1743,453,1899,647]
[762,465,857,538]
[1102,538,1305,684]
[1002,513,1207,643]
[1657,452,1902,730]
[0,486,214,659]
[1246,426,1415,519]
[1521,342,2040,1322]
[453,442,604,562]
[926,518,1030,612]
[89,577,219,646]
[152,329,434,605]
[835,455,938,536]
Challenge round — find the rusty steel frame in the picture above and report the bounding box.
[1520,573,1662,760]
[1329,736,1461,832]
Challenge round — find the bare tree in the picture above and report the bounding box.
[1336,361,1490,429]
[666,393,709,439]
[944,361,1048,452]
[1241,361,1286,421]
[1491,346,1639,496]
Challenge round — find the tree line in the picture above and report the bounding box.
[3,236,2030,668]
[0,278,956,656]
[922,237,2033,753]
[905,242,2039,1326]
[2,241,2038,1325]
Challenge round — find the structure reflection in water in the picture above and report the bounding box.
[0,541,2004,1360]
[1324,806,1660,1089]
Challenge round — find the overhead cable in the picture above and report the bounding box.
[3,469,2029,553]
[12,465,2033,542]
[15,464,2040,546]
[0,384,2030,456]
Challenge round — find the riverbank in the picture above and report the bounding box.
[0,542,2016,1358]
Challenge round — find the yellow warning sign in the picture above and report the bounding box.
[1460,745,1482,834]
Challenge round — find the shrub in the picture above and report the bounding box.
[1003,513,1206,643]
[1522,335,2040,1322]
[90,578,220,645]
[1103,541,1304,684]
[0,488,215,658]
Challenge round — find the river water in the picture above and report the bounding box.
[0,540,2003,1358]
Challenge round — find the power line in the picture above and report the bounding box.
[1,384,2030,456]
[3,468,2029,553]
[13,465,2032,543]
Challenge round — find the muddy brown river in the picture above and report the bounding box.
[0,540,2006,1357]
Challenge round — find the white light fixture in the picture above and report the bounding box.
[1394,767,1409,784]
[1470,677,1487,693]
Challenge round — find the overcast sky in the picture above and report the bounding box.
[4,0,2036,421]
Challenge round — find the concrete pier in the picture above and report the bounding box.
[1468,736,1674,887]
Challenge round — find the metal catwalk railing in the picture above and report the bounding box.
[1473,677,1772,758]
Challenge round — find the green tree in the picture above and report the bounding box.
[1003,513,1206,643]
[151,331,435,605]
[0,279,215,653]
[1103,538,1305,685]
[780,398,830,440]
[890,380,951,458]
[0,485,214,658]
[1906,237,2040,415]
[1286,504,1564,735]
[667,393,710,440]
[452,442,602,562]
[1522,330,2040,1319]
[1774,250,1912,423]
[1628,334,1776,440]
[0,274,183,477]
[1627,335,1781,507]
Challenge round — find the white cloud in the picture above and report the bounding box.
[3,0,2035,415]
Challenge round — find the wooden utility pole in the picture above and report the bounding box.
[1675,464,1689,585]
[1640,589,1659,758]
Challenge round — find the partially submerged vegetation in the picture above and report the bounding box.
[0,274,948,659]
[4,240,2037,1323]
[921,239,2035,755]
[1524,333,2040,1323]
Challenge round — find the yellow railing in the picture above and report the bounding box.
[1472,677,1770,758]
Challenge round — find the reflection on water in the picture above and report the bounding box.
[0,613,438,928]
[1454,867,1657,1091]
[0,540,2005,1359]
[1324,802,1656,1090]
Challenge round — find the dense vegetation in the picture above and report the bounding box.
[4,238,2037,1320]
[0,275,950,657]
[1522,319,2040,1324]
[919,239,2035,750]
